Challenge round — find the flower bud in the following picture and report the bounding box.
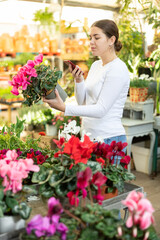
[117,226,123,236]
[143,231,149,240]
[132,227,137,237]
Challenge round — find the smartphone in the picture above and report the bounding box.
[64,60,76,71]
[64,60,84,75]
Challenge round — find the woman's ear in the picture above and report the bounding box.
[110,35,116,45]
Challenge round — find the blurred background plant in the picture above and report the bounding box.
[18,104,48,131]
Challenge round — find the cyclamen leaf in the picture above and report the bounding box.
[80,229,99,240]
[6,196,18,209]
[81,213,97,223]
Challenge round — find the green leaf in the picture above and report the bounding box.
[23,184,39,195]
[6,196,18,209]
[55,184,68,197]
[49,173,64,187]
[87,161,102,173]
[13,202,31,219]
[80,229,99,240]
[0,189,4,201]
[81,213,98,223]
[31,171,40,183]
[0,201,7,215]
[67,177,77,191]
[39,183,55,198]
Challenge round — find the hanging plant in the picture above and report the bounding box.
[33,7,57,26]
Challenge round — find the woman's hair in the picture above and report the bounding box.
[91,19,122,52]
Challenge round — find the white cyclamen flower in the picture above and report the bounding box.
[58,120,80,141]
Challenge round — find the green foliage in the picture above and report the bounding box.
[0,187,31,219]
[0,86,23,100]
[13,53,35,66]
[130,78,150,88]
[0,117,41,151]
[41,108,55,125]
[103,164,136,193]
[117,19,144,72]
[144,2,160,30]
[31,160,101,200]
[62,204,122,240]
[22,64,62,106]
[33,7,56,26]
[0,117,25,150]
[18,104,48,126]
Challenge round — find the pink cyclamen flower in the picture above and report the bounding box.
[92,171,107,187]
[140,211,155,230]
[57,222,68,240]
[47,197,63,217]
[77,167,92,189]
[0,150,39,193]
[67,190,79,206]
[34,53,43,65]
[26,214,43,235]
[123,190,155,230]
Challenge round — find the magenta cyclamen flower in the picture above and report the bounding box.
[8,54,43,96]
[77,167,92,189]
[122,190,155,230]
[92,172,107,205]
[48,197,63,218]
[26,197,68,240]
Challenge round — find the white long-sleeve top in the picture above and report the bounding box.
[65,58,130,140]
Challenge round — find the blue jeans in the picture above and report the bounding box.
[103,135,127,164]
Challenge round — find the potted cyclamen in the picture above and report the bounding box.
[31,120,135,202]
[21,173,159,240]
[0,149,39,234]
[8,54,67,106]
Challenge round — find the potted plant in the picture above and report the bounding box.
[42,108,57,136]
[8,54,67,106]
[129,74,152,102]
[52,113,81,135]
[31,120,135,202]
[33,7,59,35]
[0,149,40,234]
[21,185,159,240]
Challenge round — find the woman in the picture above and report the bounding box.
[43,19,130,148]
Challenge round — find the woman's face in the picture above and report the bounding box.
[89,26,111,57]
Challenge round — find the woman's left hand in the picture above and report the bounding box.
[43,89,65,112]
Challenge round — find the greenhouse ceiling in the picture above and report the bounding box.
[0,0,121,11]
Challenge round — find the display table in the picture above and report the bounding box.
[122,118,155,174]
[103,182,144,221]
[0,100,23,123]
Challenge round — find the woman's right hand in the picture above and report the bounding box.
[69,64,84,83]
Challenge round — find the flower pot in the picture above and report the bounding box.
[131,142,150,174]
[129,87,148,102]
[101,185,118,200]
[46,124,57,136]
[0,215,25,234]
[45,83,68,102]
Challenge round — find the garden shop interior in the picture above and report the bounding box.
[0,0,160,239]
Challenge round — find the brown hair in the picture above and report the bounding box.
[91,19,122,52]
